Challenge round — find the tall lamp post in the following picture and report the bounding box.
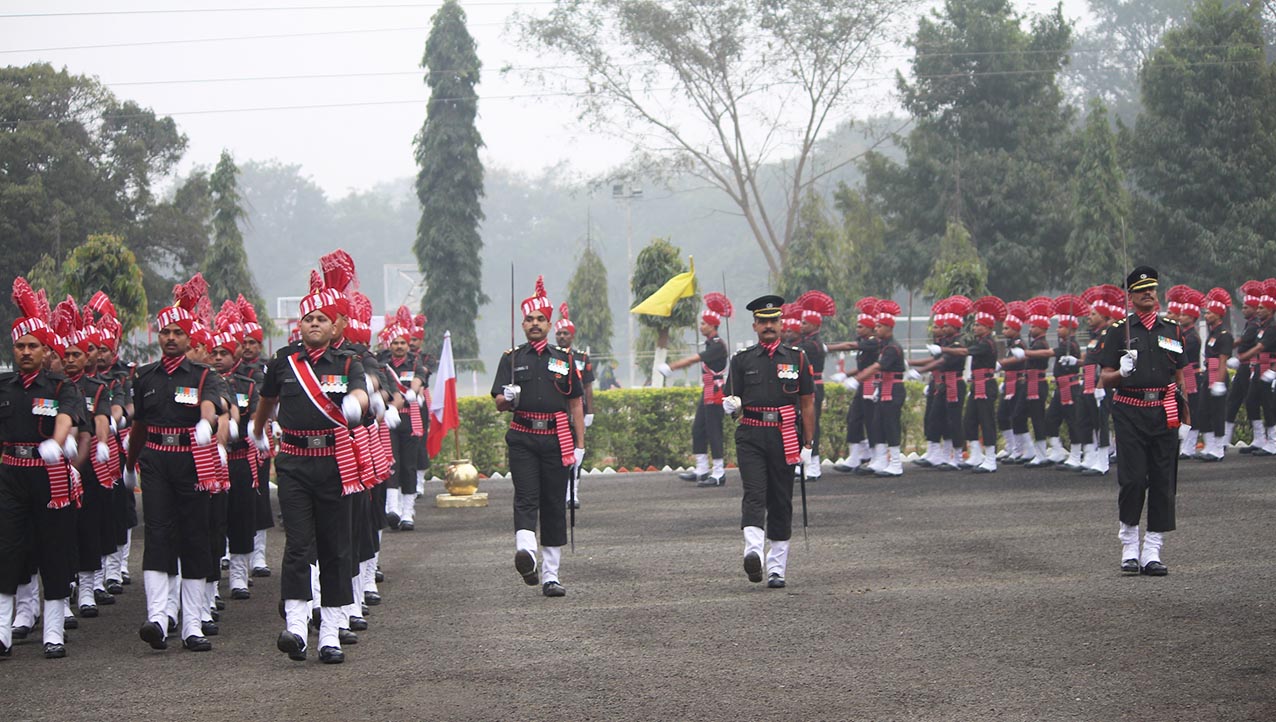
[613,181,643,389]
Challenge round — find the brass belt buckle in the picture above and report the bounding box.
[531,419,549,430]
[162,433,180,446]
[306,436,328,449]
[761,411,779,423]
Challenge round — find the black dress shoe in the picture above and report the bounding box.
[348,616,368,631]
[361,603,369,616]
[1121,558,1140,574]
[251,566,272,578]
[678,471,706,482]
[214,595,225,611]
[399,520,415,531]
[139,621,167,650]
[167,616,178,635]
[64,617,78,630]
[1141,560,1168,576]
[832,462,855,472]
[338,628,359,645]
[277,631,307,661]
[43,642,66,659]
[95,589,116,605]
[0,641,10,658]
[852,465,876,476]
[767,573,786,589]
[182,635,212,652]
[209,609,220,622]
[201,620,220,636]
[567,499,580,509]
[696,476,725,487]
[912,457,934,467]
[79,604,99,618]
[319,646,345,664]
[386,512,401,530]
[364,590,381,606]
[231,588,250,600]
[1240,445,1255,454]
[542,581,566,597]
[11,625,31,640]
[106,580,124,595]
[121,571,131,585]
[515,550,539,586]
[744,552,763,583]
[374,568,384,583]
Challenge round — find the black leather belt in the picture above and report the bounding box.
[743,409,781,423]
[513,414,554,430]
[281,432,336,449]
[4,445,36,459]
[148,432,190,446]
[1117,389,1166,402]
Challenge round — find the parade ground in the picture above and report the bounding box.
[4,457,1274,722]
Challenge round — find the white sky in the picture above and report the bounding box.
[1,0,1092,197]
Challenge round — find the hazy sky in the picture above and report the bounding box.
[4,0,1092,197]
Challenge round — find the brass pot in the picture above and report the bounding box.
[444,459,480,496]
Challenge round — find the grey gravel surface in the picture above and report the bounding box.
[4,456,1275,722]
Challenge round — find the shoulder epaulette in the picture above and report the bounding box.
[136,361,160,377]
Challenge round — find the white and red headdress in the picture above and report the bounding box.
[1026,297,1053,329]
[1166,285,1203,319]
[972,296,1007,329]
[157,273,205,336]
[701,292,733,328]
[1004,301,1027,332]
[781,303,802,332]
[521,276,553,320]
[874,300,901,328]
[854,297,878,328]
[1204,288,1232,318]
[797,290,836,328]
[212,300,244,354]
[237,294,264,342]
[1051,295,1088,329]
[555,303,575,334]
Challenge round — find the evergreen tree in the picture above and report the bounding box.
[833,183,894,301]
[203,151,268,320]
[777,190,857,342]
[565,245,613,355]
[1067,99,1129,289]
[61,234,148,335]
[414,0,487,369]
[922,221,987,301]
[631,238,700,385]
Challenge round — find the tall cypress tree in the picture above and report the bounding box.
[1067,99,1128,289]
[565,245,613,356]
[414,0,486,369]
[204,150,268,319]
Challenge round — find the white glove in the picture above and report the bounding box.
[656,362,672,377]
[63,435,78,461]
[384,405,402,429]
[995,362,1002,372]
[271,421,282,438]
[251,426,271,454]
[829,371,848,384]
[1210,381,1227,397]
[843,376,860,392]
[906,368,922,382]
[573,448,586,467]
[342,394,363,425]
[1261,369,1276,384]
[369,391,386,417]
[502,384,521,404]
[39,439,62,464]
[1094,387,1107,403]
[1011,347,1026,360]
[109,416,118,433]
[404,388,418,403]
[194,419,213,446]
[96,441,111,463]
[584,413,594,428]
[1119,351,1137,378]
[1226,357,1240,370]
[227,418,240,441]
[799,446,813,465]
[923,384,931,396]
[722,395,741,414]
[1058,355,1078,367]
[926,343,942,357]
[123,466,138,490]
[218,444,228,468]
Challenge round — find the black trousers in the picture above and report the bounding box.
[254,457,275,531]
[506,430,569,547]
[1227,364,1250,423]
[691,401,725,458]
[942,381,965,446]
[868,387,905,446]
[206,491,228,583]
[846,392,870,444]
[735,424,794,541]
[138,448,211,580]
[351,489,376,566]
[923,388,941,443]
[1075,393,1101,444]
[1112,402,1178,532]
[1043,385,1078,441]
[1195,376,1227,437]
[275,453,353,607]
[75,465,112,572]
[112,483,136,547]
[226,455,257,555]
[963,393,998,446]
[0,466,76,598]
[1244,368,1267,424]
[810,385,826,456]
[390,428,420,495]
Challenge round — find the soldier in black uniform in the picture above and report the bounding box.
[794,291,835,479]
[491,277,585,598]
[236,295,275,579]
[383,320,427,530]
[721,295,815,588]
[1099,266,1190,577]
[996,305,1029,462]
[1043,296,1085,468]
[1077,285,1121,476]
[1019,298,1056,467]
[844,300,907,476]
[251,284,369,664]
[89,303,135,593]
[936,296,1003,473]
[660,294,731,487]
[1225,282,1261,449]
[125,277,225,653]
[1196,288,1234,461]
[554,303,595,503]
[1235,281,1276,455]
[922,298,970,470]
[0,280,82,659]
[209,318,260,600]
[828,299,880,473]
[1167,287,1204,459]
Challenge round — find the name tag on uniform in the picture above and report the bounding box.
[776,363,798,380]
[236,393,250,409]
[399,371,414,383]
[85,397,95,413]
[319,375,348,393]
[174,386,199,405]
[1158,336,1183,353]
[32,398,58,416]
[1208,338,1216,348]
[547,358,569,376]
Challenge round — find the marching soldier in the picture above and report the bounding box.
[383,308,427,530]
[828,298,880,474]
[1234,280,1276,455]
[1197,288,1234,460]
[1043,296,1085,468]
[555,303,596,503]
[87,297,135,594]
[996,302,1029,462]
[1166,286,1204,459]
[491,277,585,598]
[844,301,909,477]
[1018,297,1056,467]
[795,291,836,479]
[935,296,1003,473]
[1225,281,1261,449]
[912,303,947,468]
[721,295,815,588]
[236,296,275,579]
[925,297,972,470]
[660,293,732,487]
[1077,285,1122,476]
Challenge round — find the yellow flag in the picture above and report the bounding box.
[630,256,696,317]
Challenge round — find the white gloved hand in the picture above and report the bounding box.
[995,362,1002,373]
[1094,387,1107,403]
[63,435,78,461]
[1262,369,1276,384]
[109,416,118,433]
[342,394,363,425]
[39,439,62,464]
[584,413,594,428]
[218,444,228,468]
[271,421,282,438]
[369,391,386,417]
[1227,357,1241,370]
[194,419,213,446]
[227,418,240,441]
[906,368,923,382]
[502,384,521,404]
[1058,355,1079,367]
[404,388,418,403]
[722,395,741,414]
[829,371,848,384]
[926,343,942,357]
[384,405,402,429]
[799,446,813,466]
[656,362,672,377]
[1011,347,1026,360]
[1210,381,1227,397]
[1119,351,1137,378]
[251,425,271,454]
[843,376,860,392]
[573,448,586,467]
[96,441,111,463]
[123,466,138,490]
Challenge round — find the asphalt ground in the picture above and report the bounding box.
[3,454,1275,722]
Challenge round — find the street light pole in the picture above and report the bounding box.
[614,181,642,389]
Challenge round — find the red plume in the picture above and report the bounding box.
[88,291,117,319]
[1052,294,1088,318]
[236,294,259,324]
[309,270,324,294]
[703,292,733,319]
[855,297,878,313]
[172,273,207,311]
[413,313,427,327]
[1206,287,1232,309]
[320,249,358,294]
[11,277,42,319]
[395,305,413,329]
[945,295,973,318]
[797,290,836,317]
[194,296,214,327]
[215,300,242,331]
[972,296,1007,323]
[876,300,901,317]
[558,302,571,322]
[52,295,80,338]
[350,292,372,323]
[1006,300,1029,319]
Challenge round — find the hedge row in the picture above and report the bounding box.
[432,384,1256,476]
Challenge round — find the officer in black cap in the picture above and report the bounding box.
[1099,266,1190,577]
[720,295,815,589]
